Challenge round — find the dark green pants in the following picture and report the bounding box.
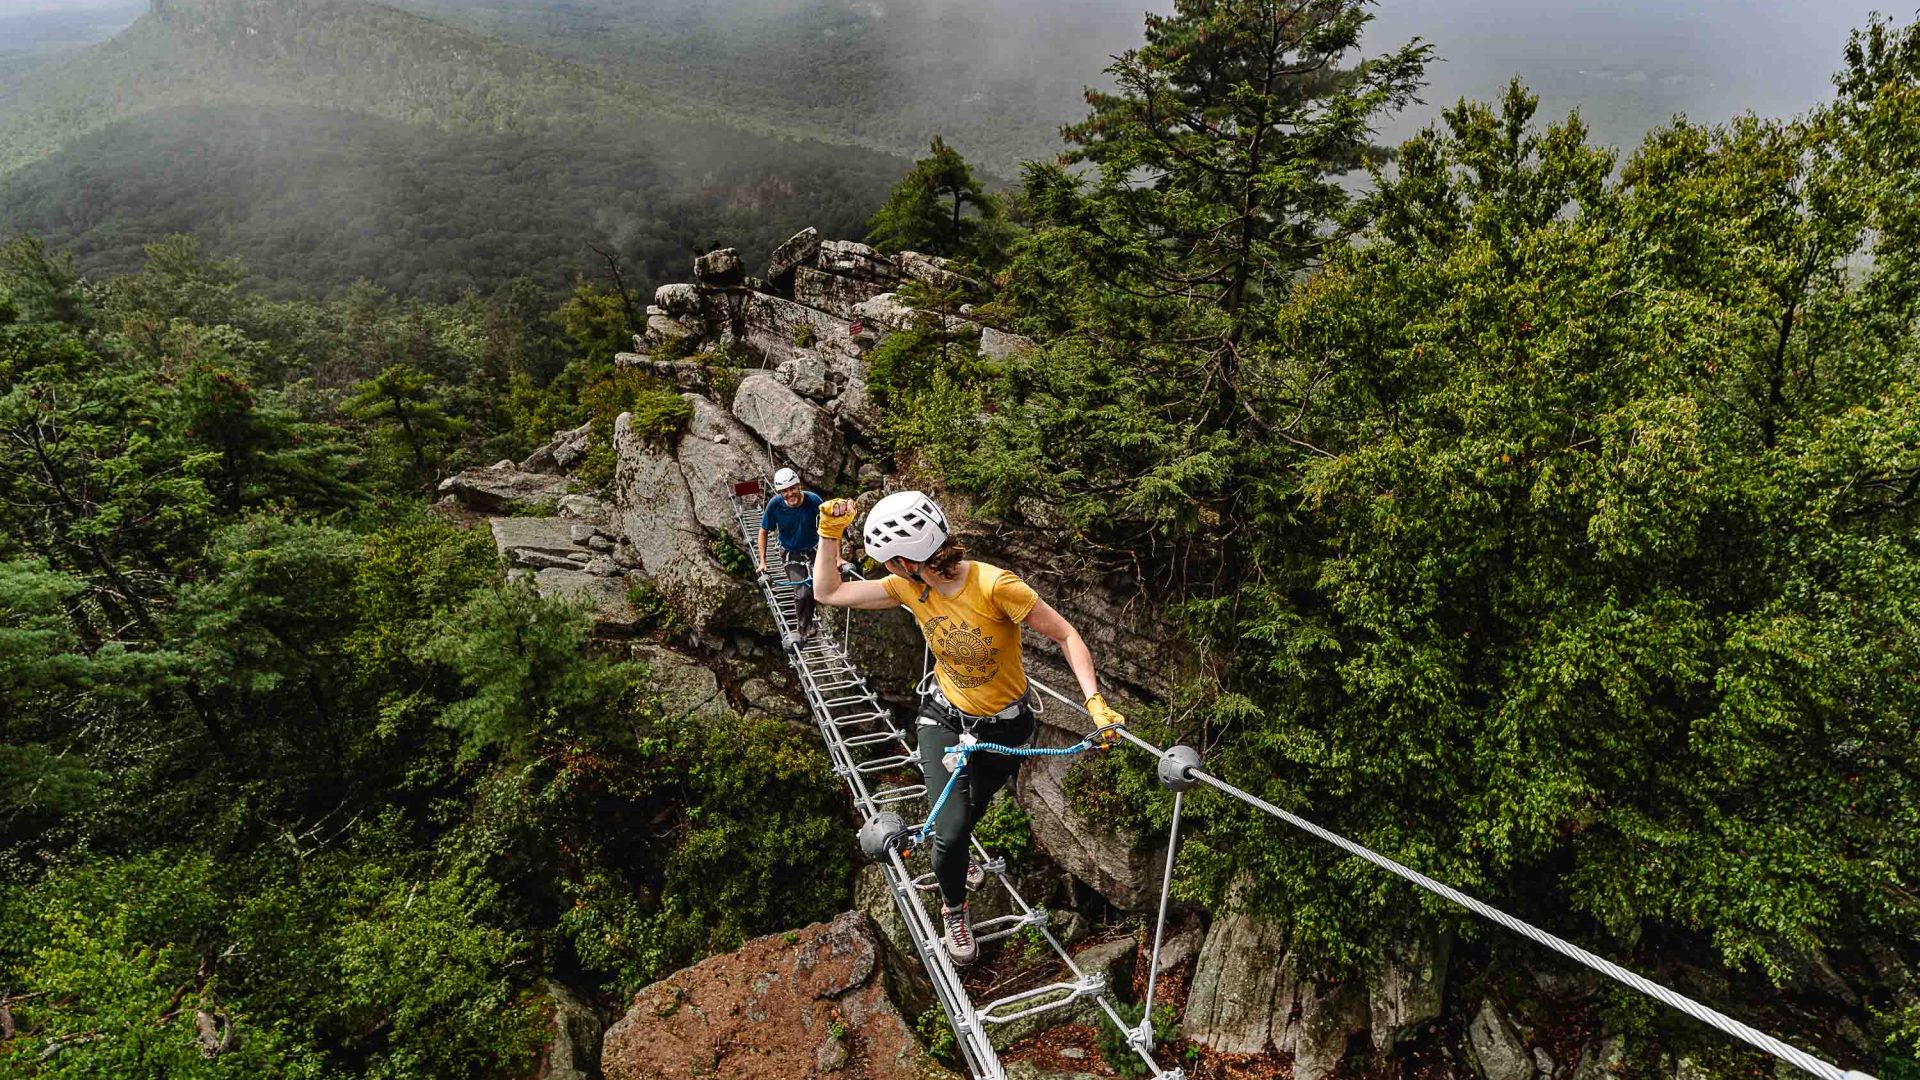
[916,704,1036,908]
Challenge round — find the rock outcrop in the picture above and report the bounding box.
[601,911,953,1080]
[438,462,571,513]
[1012,714,1166,912]
[732,372,844,481]
[1180,883,1379,1080]
[1371,932,1451,1050]
[520,421,591,474]
[1467,1001,1537,1080]
[611,412,742,631]
[537,979,604,1080]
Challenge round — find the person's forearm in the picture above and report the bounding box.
[813,536,845,604]
[757,529,769,569]
[1063,628,1100,702]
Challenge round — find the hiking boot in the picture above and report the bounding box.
[966,860,986,891]
[941,903,977,966]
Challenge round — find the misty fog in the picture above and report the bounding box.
[2,0,1897,163]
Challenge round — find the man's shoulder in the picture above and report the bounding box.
[803,491,824,508]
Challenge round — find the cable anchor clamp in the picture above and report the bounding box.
[1157,744,1202,791]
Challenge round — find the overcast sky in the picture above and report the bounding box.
[1,0,1903,150]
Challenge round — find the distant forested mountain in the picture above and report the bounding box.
[0,0,909,297]
[389,0,1150,178]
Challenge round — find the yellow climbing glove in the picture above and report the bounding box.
[1086,693,1126,747]
[817,498,858,542]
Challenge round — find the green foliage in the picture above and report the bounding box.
[1096,1001,1178,1078]
[343,363,467,486]
[971,792,1032,870]
[710,533,751,578]
[867,136,1010,269]
[428,579,644,761]
[573,362,693,489]
[887,5,1920,1059]
[792,322,818,348]
[0,232,856,1075]
[914,1005,958,1064]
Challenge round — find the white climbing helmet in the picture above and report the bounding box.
[863,490,950,564]
[772,467,801,490]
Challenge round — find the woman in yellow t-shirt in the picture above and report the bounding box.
[812,490,1126,967]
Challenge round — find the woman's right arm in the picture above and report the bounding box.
[812,500,897,609]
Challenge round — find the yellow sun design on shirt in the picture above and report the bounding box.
[925,615,1000,689]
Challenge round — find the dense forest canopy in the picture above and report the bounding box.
[876,0,1920,1072]
[0,0,910,297]
[1,0,1917,1077]
[0,231,855,1076]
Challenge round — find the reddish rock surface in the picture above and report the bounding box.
[602,911,955,1080]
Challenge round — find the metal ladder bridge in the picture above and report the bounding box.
[730,480,1176,1080]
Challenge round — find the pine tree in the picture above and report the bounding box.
[866,136,1005,266]
[344,363,465,483]
[1014,0,1428,428]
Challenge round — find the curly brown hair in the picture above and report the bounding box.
[922,538,968,576]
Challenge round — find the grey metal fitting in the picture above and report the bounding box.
[1157,745,1202,791]
[857,811,907,862]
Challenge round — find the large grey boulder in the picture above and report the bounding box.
[645,312,699,346]
[796,265,895,321]
[767,227,822,282]
[611,412,742,630]
[731,373,844,481]
[739,289,861,367]
[851,292,921,333]
[818,239,900,282]
[895,251,976,292]
[519,421,592,474]
[632,644,726,721]
[558,494,609,521]
[1370,931,1451,1050]
[980,326,1038,361]
[1181,887,1295,1054]
[532,568,638,635]
[1468,1002,1537,1080]
[1012,711,1164,911]
[774,352,832,401]
[691,247,743,285]
[852,864,913,958]
[438,464,570,514]
[654,282,703,317]
[536,978,603,1080]
[828,368,881,437]
[490,516,586,559]
[674,393,772,535]
[1294,977,1369,1080]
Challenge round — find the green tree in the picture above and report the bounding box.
[867,136,1006,267]
[343,363,466,483]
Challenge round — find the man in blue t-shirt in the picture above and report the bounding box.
[758,467,824,642]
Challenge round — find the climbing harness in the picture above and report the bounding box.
[893,729,1121,856]
[730,476,1876,1080]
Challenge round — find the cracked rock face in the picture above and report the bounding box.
[611,411,744,630]
[731,373,844,482]
[601,911,953,1080]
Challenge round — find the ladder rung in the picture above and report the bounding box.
[871,784,927,804]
